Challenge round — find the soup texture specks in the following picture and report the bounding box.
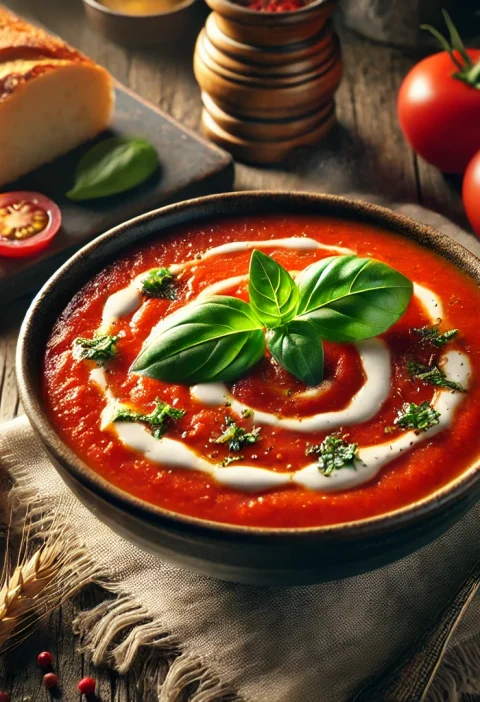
[43,214,480,528]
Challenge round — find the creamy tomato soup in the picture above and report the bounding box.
[43,214,480,528]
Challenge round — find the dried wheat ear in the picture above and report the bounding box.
[0,506,96,651]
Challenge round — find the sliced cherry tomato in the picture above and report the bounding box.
[463,150,480,238]
[0,191,61,258]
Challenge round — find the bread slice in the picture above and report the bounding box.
[0,8,113,188]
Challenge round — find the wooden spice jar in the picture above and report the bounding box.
[193,0,342,164]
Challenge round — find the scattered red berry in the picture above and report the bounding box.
[37,651,54,667]
[78,677,96,695]
[43,672,59,689]
[0,692,10,702]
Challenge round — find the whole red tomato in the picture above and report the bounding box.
[463,150,480,237]
[398,49,480,174]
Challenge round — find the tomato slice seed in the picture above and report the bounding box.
[0,202,49,240]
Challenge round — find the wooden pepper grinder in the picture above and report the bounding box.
[193,0,342,165]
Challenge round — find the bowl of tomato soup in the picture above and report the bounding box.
[17,192,480,585]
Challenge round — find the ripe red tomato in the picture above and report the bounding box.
[398,49,480,174]
[0,191,61,258]
[463,150,480,237]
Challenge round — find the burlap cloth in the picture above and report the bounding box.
[0,201,479,702]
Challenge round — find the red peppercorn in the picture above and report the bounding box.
[37,651,54,667]
[43,672,59,689]
[0,692,10,702]
[78,677,96,695]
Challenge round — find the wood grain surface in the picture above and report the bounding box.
[0,0,477,699]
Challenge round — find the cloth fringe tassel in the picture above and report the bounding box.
[74,596,241,702]
[427,634,480,701]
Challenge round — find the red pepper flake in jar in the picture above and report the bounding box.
[246,0,306,11]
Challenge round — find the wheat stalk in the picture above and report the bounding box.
[0,506,97,651]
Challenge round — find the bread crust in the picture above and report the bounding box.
[0,7,88,62]
[0,7,111,102]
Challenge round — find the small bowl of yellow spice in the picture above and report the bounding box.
[83,0,199,47]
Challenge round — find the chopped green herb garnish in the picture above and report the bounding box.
[407,361,465,392]
[141,267,176,299]
[394,401,441,432]
[306,434,358,477]
[412,325,458,347]
[113,398,186,439]
[73,333,118,365]
[220,455,244,467]
[210,416,261,453]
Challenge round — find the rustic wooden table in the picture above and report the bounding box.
[0,0,478,699]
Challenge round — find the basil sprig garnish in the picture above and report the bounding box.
[133,251,413,387]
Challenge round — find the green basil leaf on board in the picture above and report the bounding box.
[295,255,413,342]
[67,137,158,201]
[132,296,265,385]
[248,249,299,328]
[268,319,324,386]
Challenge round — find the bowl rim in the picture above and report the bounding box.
[82,0,197,20]
[16,190,480,542]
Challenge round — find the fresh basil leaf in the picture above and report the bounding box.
[296,255,413,342]
[248,249,299,328]
[132,295,265,384]
[268,319,324,386]
[67,137,158,201]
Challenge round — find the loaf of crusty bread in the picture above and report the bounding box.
[0,7,113,187]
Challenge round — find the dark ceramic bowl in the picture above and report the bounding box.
[82,0,199,47]
[16,192,480,585]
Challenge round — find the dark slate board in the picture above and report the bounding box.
[0,83,234,302]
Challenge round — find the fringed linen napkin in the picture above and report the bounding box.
[1,202,480,702]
